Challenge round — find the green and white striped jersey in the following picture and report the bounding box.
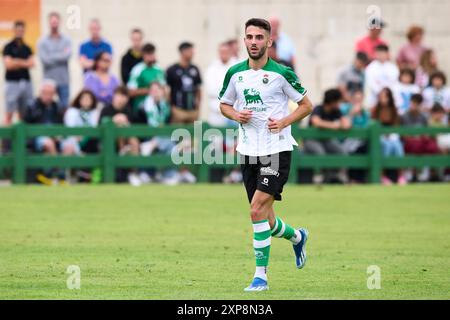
[219,58,307,156]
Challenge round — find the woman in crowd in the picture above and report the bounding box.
[415,49,438,89]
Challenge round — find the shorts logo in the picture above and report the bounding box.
[260,166,280,177]
[261,177,269,186]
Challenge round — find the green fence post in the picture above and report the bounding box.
[102,121,115,183]
[369,123,381,184]
[12,122,26,184]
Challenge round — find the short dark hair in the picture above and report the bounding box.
[356,51,369,64]
[430,103,445,114]
[375,44,389,52]
[131,28,143,34]
[400,68,416,83]
[142,43,156,54]
[429,71,447,86]
[179,41,193,52]
[71,89,97,110]
[114,86,129,96]
[245,18,271,34]
[410,93,423,105]
[14,20,25,28]
[323,88,343,104]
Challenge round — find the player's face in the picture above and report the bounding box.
[244,26,272,60]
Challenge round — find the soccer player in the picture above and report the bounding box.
[219,18,313,291]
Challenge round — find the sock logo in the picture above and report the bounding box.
[254,251,265,260]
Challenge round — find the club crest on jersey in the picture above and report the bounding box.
[243,88,263,105]
[262,74,269,84]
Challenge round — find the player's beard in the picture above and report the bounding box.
[247,45,267,61]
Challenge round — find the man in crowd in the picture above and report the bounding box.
[166,42,202,124]
[337,51,368,102]
[355,18,388,62]
[2,20,34,125]
[79,19,113,72]
[38,11,72,111]
[268,16,296,69]
[120,28,144,84]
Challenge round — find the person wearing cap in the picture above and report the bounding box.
[355,18,388,62]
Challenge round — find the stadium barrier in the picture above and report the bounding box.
[0,122,449,184]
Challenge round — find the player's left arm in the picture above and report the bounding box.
[268,96,313,132]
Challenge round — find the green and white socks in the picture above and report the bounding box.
[252,220,271,281]
[271,216,302,244]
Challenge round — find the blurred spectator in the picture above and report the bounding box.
[205,42,236,127]
[38,12,72,111]
[63,89,99,155]
[364,44,399,109]
[394,68,420,115]
[371,88,407,185]
[268,16,296,68]
[355,18,387,62]
[422,71,450,113]
[23,80,65,184]
[415,49,438,89]
[2,20,34,125]
[226,39,241,63]
[120,28,143,85]
[396,25,427,70]
[400,94,427,128]
[429,104,450,154]
[83,51,119,106]
[98,86,141,186]
[337,51,368,102]
[304,89,350,184]
[166,42,202,124]
[268,41,294,70]
[127,43,166,112]
[79,19,112,72]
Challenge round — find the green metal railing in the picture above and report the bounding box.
[0,122,449,184]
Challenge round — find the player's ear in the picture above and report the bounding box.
[267,37,273,48]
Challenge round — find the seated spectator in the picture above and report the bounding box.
[166,42,202,124]
[127,43,166,113]
[83,51,119,106]
[364,44,399,109]
[23,80,65,184]
[120,28,143,85]
[355,18,387,62]
[304,89,351,184]
[98,86,141,186]
[79,19,112,72]
[422,71,450,113]
[415,49,438,89]
[429,104,450,154]
[396,25,427,70]
[394,68,420,115]
[371,87,406,185]
[337,51,368,102]
[63,89,99,155]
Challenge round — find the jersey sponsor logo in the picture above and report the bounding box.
[243,88,263,105]
[260,166,280,177]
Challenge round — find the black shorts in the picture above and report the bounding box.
[240,151,292,203]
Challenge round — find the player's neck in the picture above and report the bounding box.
[248,55,269,70]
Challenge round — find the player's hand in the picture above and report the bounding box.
[235,110,252,124]
[268,117,286,133]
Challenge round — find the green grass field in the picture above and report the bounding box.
[0,183,449,299]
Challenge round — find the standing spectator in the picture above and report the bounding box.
[268,41,294,70]
[371,88,407,185]
[337,51,369,102]
[98,86,141,186]
[396,25,427,70]
[422,71,450,113]
[120,28,143,84]
[268,16,296,68]
[83,51,119,106]
[205,42,236,127]
[355,18,388,62]
[364,44,399,109]
[127,43,166,112]
[79,19,112,72]
[38,12,72,111]
[394,68,420,115]
[226,39,241,63]
[2,20,34,125]
[304,89,351,184]
[415,49,438,89]
[166,42,202,124]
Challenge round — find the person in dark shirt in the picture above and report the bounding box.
[166,42,202,124]
[120,28,143,85]
[2,20,35,124]
[304,89,351,184]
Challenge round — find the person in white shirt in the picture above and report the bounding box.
[422,71,450,113]
[205,42,237,127]
[394,68,420,115]
[364,44,399,109]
